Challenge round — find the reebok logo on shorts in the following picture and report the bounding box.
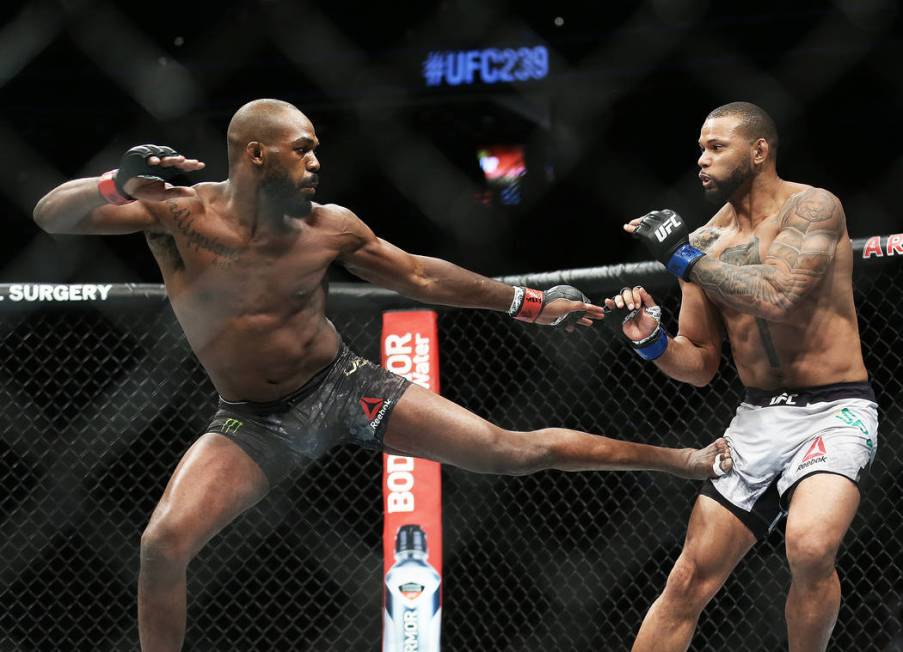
[360,397,392,429]
[798,436,828,470]
[360,397,385,420]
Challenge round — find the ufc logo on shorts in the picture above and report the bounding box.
[769,392,798,406]
[655,215,681,242]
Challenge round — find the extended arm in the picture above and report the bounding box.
[341,226,516,310]
[334,205,602,327]
[33,146,204,235]
[34,176,159,234]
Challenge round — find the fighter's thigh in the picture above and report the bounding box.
[383,383,508,469]
[147,433,270,549]
[784,474,860,562]
[674,495,757,588]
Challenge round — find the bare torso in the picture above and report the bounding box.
[689,181,867,390]
[145,183,347,401]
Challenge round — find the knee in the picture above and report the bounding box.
[483,427,551,476]
[786,534,837,583]
[661,558,720,613]
[140,517,198,571]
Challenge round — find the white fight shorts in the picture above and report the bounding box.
[701,381,878,539]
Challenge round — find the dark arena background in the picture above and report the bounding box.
[1,2,901,651]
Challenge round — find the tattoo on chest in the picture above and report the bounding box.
[752,310,781,369]
[719,239,760,266]
[717,237,782,369]
[167,200,240,267]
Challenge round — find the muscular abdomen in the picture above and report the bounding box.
[169,276,341,402]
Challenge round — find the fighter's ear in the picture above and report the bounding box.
[246,141,265,166]
[752,137,769,166]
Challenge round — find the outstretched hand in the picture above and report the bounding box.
[122,154,205,202]
[537,296,605,332]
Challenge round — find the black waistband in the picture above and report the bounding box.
[219,341,347,411]
[743,380,875,407]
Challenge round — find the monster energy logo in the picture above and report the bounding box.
[835,408,868,435]
[345,358,366,376]
[221,418,243,434]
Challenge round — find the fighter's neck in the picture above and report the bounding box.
[222,178,310,237]
[725,173,786,232]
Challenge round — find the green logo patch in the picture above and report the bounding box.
[222,418,243,435]
[835,407,869,436]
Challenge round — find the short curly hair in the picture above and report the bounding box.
[707,102,779,161]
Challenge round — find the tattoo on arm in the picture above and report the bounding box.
[167,200,239,267]
[689,189,844,320]
[145,232,184,270]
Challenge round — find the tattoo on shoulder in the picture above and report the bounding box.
[690,226,720,252]
[766,188,844,276]
[792,188,840,224]
[166,200,240,267]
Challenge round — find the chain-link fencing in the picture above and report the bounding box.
[1,238,900,651]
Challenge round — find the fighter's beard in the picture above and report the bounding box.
[703,160,753,205]
[285,198,313,217]
[261,170,313,217]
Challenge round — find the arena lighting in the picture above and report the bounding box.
[477,145,527,205]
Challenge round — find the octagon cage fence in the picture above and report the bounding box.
[0,237,900,651]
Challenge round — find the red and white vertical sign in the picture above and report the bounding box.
[381,311,443,651]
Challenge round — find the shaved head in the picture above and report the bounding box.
[225,98,321,215]
[226,99,311,168]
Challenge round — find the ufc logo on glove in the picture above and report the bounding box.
[655,215,682,242]
[632,209,705,280]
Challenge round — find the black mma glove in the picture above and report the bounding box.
[632,209,705,280]
[114,145,183,199]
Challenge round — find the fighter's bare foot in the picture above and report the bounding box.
[680,437,733,480]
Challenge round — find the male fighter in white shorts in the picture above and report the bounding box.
[606,101,877,652]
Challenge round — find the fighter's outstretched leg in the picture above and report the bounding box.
[138,433,270,652]
[383,383,732,479]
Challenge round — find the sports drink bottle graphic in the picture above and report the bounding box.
[383,524,442,651]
